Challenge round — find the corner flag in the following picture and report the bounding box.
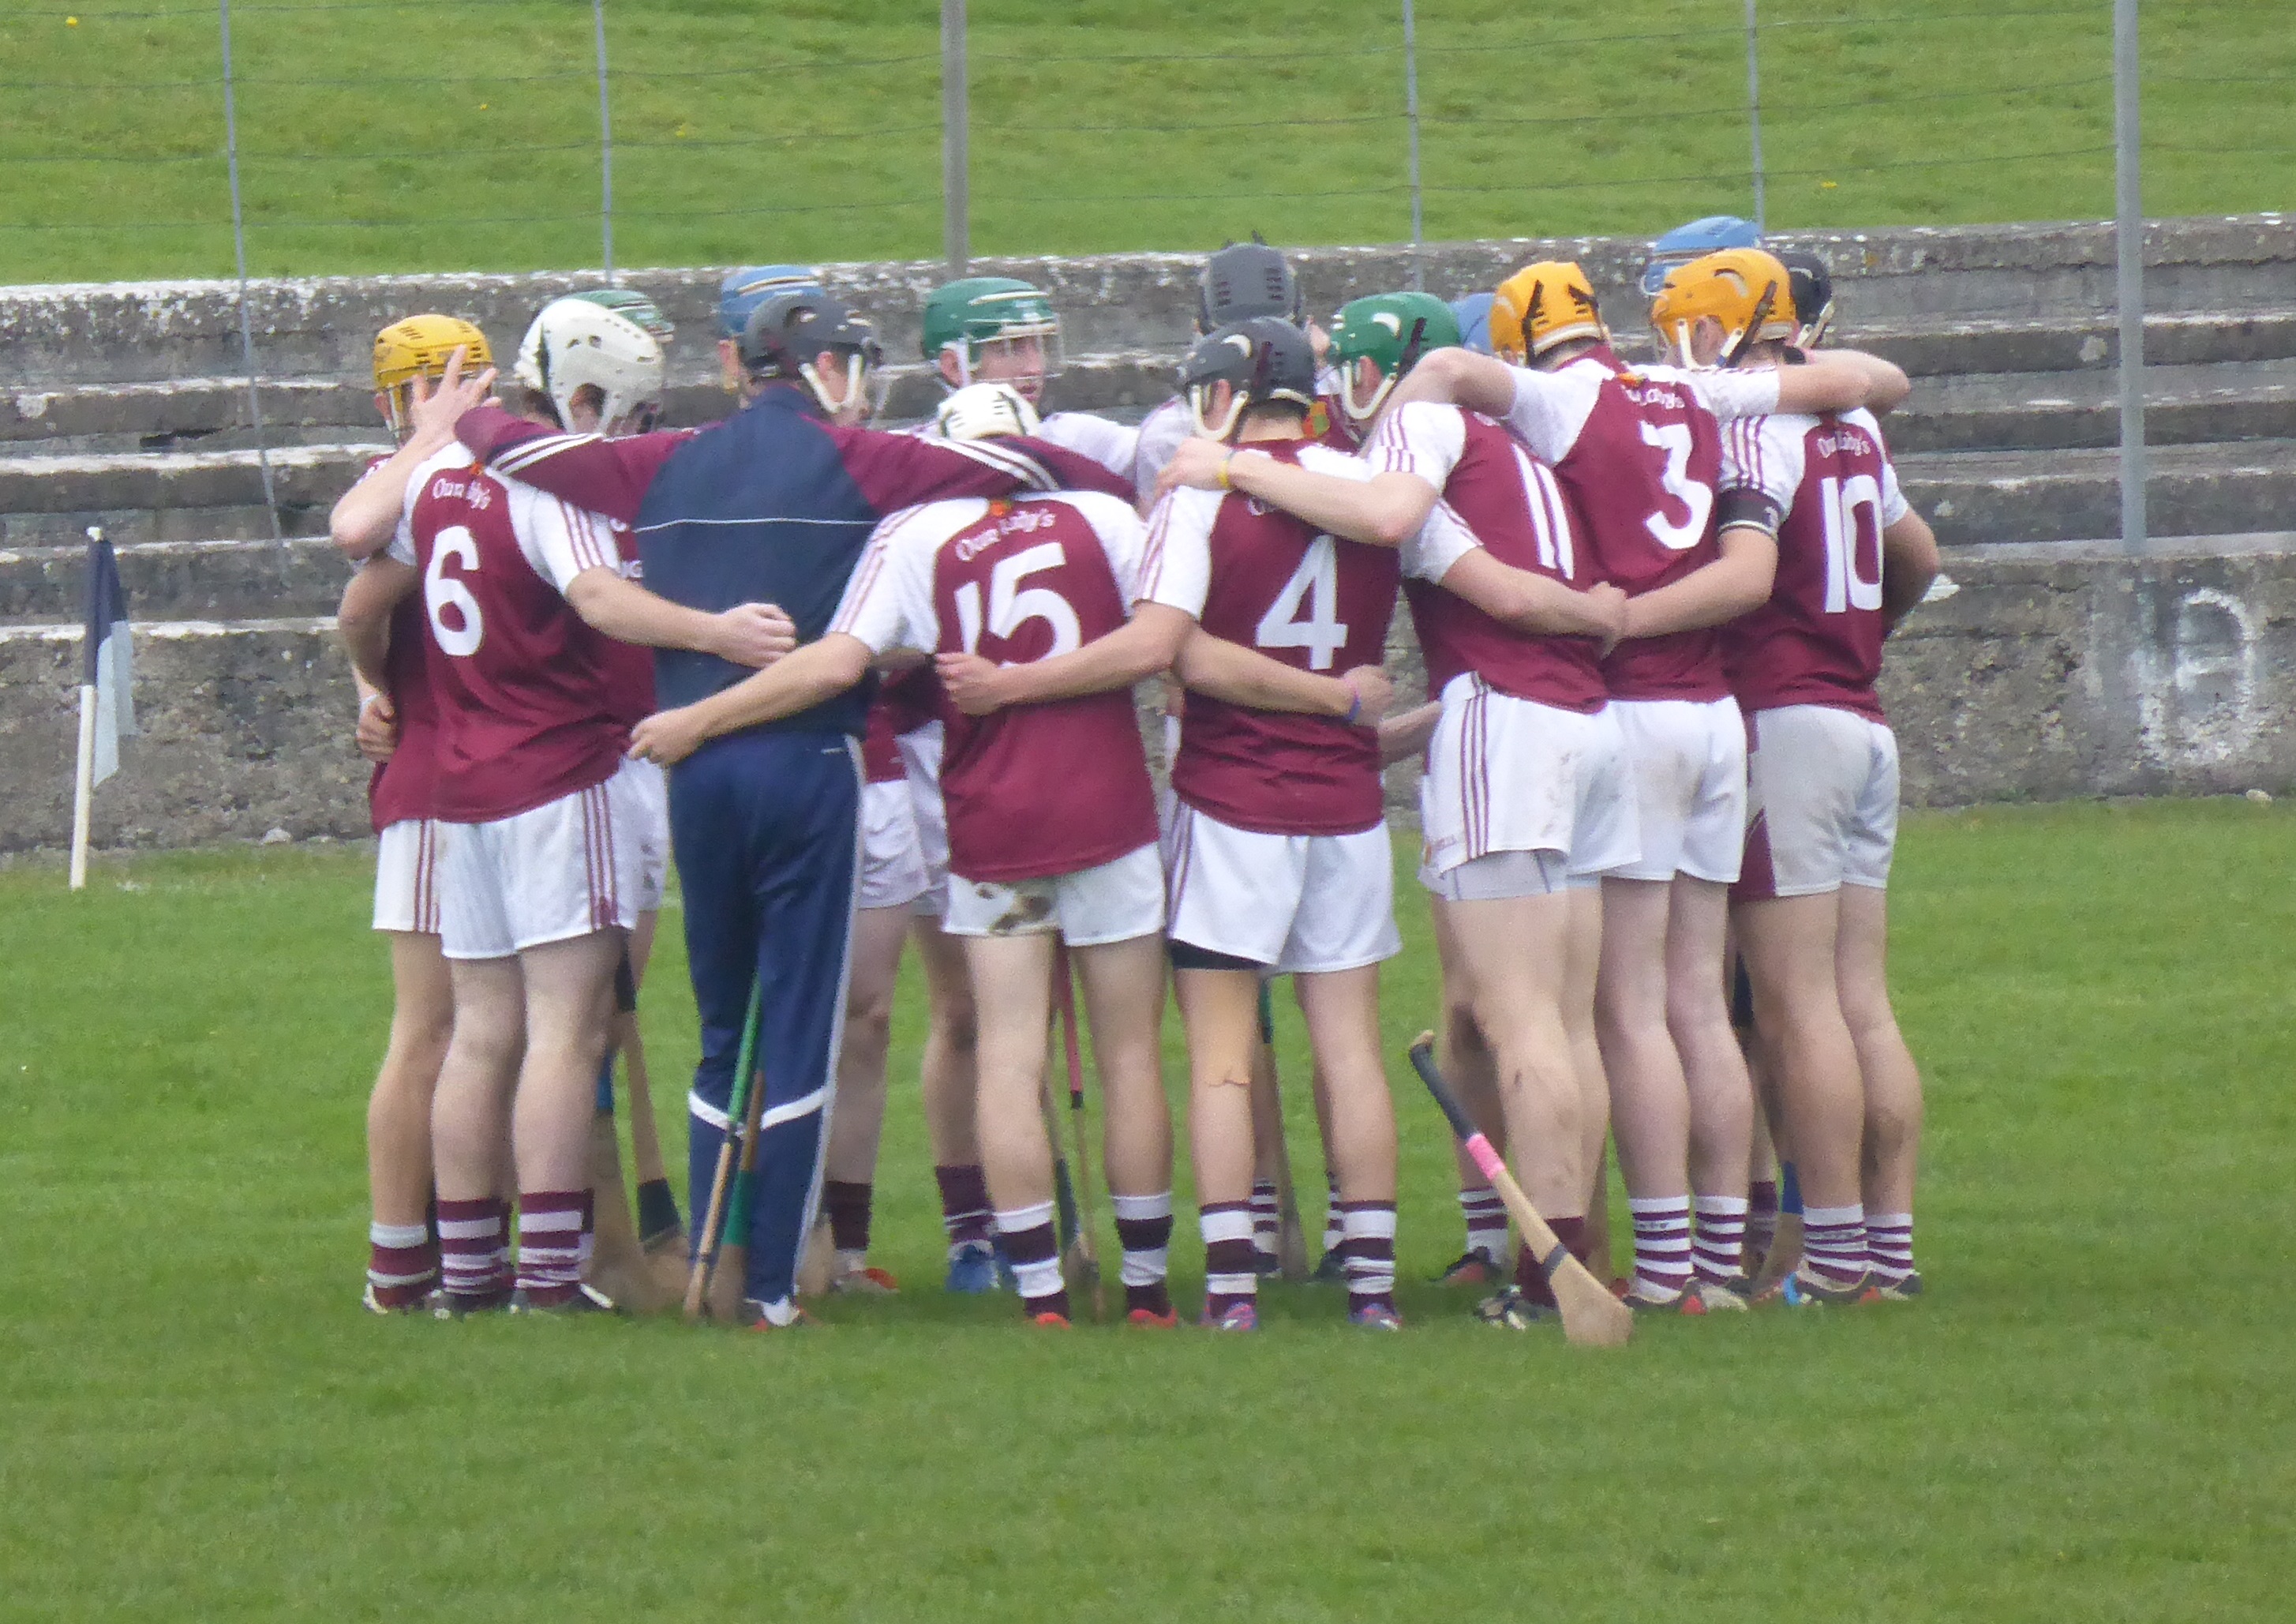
[69,527,136,890]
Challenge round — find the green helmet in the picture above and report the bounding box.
[571,287,676,345]
[1328,292,1460,423]
[920,276,1062,393]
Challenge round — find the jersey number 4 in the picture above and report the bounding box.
[1818,473,1885,613]
[1639,421,1714,553]
[1257,535,1350,669]
[953,541,1083,662]
[424,525,484,657]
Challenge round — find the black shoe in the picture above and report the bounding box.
[432,1287,512,1319]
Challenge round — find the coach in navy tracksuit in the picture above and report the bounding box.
[453,291,1129,1326]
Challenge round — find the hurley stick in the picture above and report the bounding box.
[1259,985,1309,1283]
[1407,1033,1633,1349]
[614,952,680,1250]
[684,979,762,1321]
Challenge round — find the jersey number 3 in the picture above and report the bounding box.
[1639,421,1714,553]
[953,541,1083,662]
[424,525,484,657]
[1257,535,1349,669]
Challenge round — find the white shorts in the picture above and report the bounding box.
[1421,847,1574,903]
[856,778,930,913]
[373,817,445,934]
[942,842,1165,948]
[438,759,650,961]
[1417,676,1639,898]
[896,722,950,920]
[1167,804,1401,975]
[627,756,671,913]
[1608,696,1748,884]
[1737,705,1899,899]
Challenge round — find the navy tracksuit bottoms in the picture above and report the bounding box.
[669,726,860,1307]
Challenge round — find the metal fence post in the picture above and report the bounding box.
[217,0,279,541]
[1403,0,1424,290]
[1744,0,1766,233]
[942,0,968,276]
[2114,0,2146,556]
[593,0,615,280]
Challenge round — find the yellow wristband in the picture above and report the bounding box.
[1216,451,1235,490]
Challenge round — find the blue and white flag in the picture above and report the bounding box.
[81,530,136,786]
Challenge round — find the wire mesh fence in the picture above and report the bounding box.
[0,0,2284,286]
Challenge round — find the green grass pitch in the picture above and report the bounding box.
[2,798,2290,1621]
[1,0,2289,283]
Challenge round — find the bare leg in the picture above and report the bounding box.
[1434,893,1580,1218]
[1597,877,1687,1204]
[370,932,452,1229]
[964,933,1059,1213]
[824,906,912,1187]
[1837,885,1922,1217]
[1735,894,1861,1211]
[1174,966,1261,1209]
[433,956,525,1204]
[1292,966,1395,1203]
[1670,877,1754,1202]
[512,931,624,1195]
[1564,886,1612,1278]
[915,919,980,1168]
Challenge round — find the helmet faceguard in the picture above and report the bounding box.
[1650,249,1798,369]
[1328,291,1461,423]
[1777,249,1837,349]
[515,297,667,435]
[740,291,885,418]
[923,277,1063,401]
[1180,318,1318,442]
[1493,262,1607,364]
[1197,235,1304,333]
[932,381,1043,441]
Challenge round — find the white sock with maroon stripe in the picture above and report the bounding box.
[1321,1174,1342,1257]
[515,1191,588,1306]
[1200,1201,1258,1315]
[1339,1200,1398,1311]
[1800,1204,1869,1287]
[1627,1196,1695,1296]
[1249,1178,1279,1263]
[1692,1195,1750,1284]
[436,1197,508,1303]
[1459,1183,1508,1264]
[994,1201,1068,1319]
[367,1221,437,1309]
[1866,1212,1914,1283]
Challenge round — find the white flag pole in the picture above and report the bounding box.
[70,682,96,891]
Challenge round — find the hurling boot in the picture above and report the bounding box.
[584,1114,672,1314]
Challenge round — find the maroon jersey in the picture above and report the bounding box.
[1502,344,1736,702]
[1368,403,1606,713]
[1139,440,1399,836]
[859,696,906,783]
[832,491,1159,883]
[369,591,441,831]
[1718,407,1912,722]
[387,442,632,823]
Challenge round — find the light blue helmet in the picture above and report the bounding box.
[1448,292,1496,357]
[1640,216,1761,296]
[718,264,822,339]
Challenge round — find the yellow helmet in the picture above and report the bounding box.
[1649,249,1796,367]
[1492,261,1606,362]
[373,314,492,390]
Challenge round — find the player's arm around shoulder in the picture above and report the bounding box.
[515,482,797,665]
[1156,436,1433,549]
[1170,627,1392,726]
[1384,345,1521,419]
[451,407,681,525]
[331,358,497,559]
[1763,347,1912,418]
[1873,433,1938,631]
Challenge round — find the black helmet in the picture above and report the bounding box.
[1197,235,1304,333]
[1777,249,1836,348]
[739,290,883,380]
[1179,317,1319,440]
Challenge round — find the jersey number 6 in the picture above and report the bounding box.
[424,524,485,657]
[953,541,1083,662]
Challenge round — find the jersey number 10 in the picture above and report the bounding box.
[1819,473,1886,614]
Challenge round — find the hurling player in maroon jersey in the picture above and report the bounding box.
[343,364,792,1316]
[1699,259,1941,1305]
[330,321,498,1312]
[1159,318,1638,1330]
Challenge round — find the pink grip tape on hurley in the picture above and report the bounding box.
[1463,1133,1505,1185]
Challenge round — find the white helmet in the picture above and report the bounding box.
[932,381,1041,441]
[515,296,666,433]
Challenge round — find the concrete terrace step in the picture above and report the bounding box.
[1852,309,2296,380]
[0,535,351,622]
[0,443,373,545]
[1886,356,2296,453]
[1897,440,2296,546]
[6,216,2290,388]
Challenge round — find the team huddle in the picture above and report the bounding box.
[334,212,1938,1335]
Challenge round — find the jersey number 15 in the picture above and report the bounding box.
[953,541,1083,662]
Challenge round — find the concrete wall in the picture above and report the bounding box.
[8,539,2295,854]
